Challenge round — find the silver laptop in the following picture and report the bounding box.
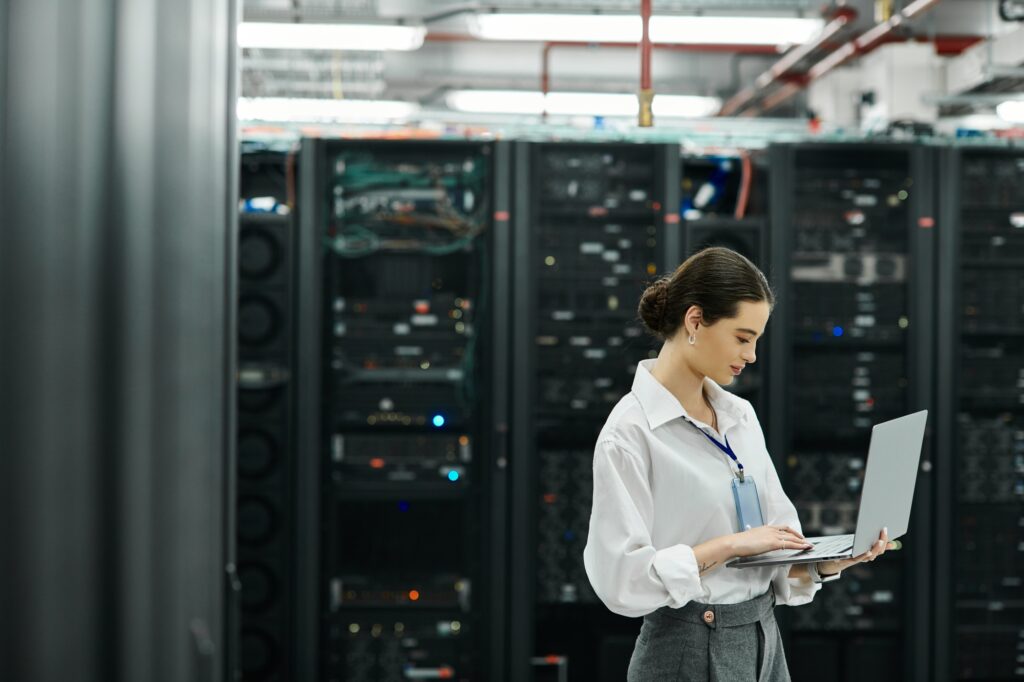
[728,409,928,569]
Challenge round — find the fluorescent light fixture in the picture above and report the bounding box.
[238,22,426,51]
[653,95,722,118]
[546,92,639,116]
[469,13,823,46]
[445,90,721,118]
[237,97,420,123]
[471,13,640,43]
[996,100,1024,123]
[445,90,546,115]
[652,16,823,45]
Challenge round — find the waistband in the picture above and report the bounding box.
[648,586,776,629]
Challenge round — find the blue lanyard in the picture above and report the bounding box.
[687,420,745,481]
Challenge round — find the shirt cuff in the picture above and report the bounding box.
[651,544,703,607]
[772,567,822,606]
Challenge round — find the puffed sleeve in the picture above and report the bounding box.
[583,437,704,618]
[748,403,822,606]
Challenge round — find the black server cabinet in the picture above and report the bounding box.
[297,138,512,682]
[680,152,772,417]
[767,143,936,682]
[237,149,300,682]
[936,146,1024,681]
[508,142,680,682]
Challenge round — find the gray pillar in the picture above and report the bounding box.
[0,0,237,680]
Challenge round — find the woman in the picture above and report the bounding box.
[583,247,891,681]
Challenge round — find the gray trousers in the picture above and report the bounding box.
[627,588,790,682]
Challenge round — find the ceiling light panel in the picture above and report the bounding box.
[237,97,420,123]
[445,89,721,117]
[469,13,823,46]
[238,22,426,51]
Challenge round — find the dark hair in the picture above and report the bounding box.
[637,246,775,341]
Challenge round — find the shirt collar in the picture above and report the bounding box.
[631,358,750,433]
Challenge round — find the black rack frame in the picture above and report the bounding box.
[297,138,513,681]
[507,141,680,682]
[767,141,937,682]
[934,144,1024,682]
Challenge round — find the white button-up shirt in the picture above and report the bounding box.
[583,358,820,618]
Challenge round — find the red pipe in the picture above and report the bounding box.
[541,43,553,120]
[640,0,652,90]
[928,35,984,55]
[639,0,653,127]
[541,44,552,96]
[734,152,752,219]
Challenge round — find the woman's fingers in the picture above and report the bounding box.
[872,528,889,561]
[776,530,805,541]
[761,526,811,552]
[768,526,810,550]
[774,525,805,540]
[862,545,884,562]
[845,530,890,564]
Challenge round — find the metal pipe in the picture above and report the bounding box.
[744,0,946,116]
[536,39,778,120]
[718,7,856,116]
[639,0,653,127]
[541,43,553,121]
[440,32,781,52]
[421,2,481,24]
[755,11,854,88]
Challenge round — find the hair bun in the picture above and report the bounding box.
[638,278,669,336]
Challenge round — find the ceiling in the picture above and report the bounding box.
[238,0,1024,123]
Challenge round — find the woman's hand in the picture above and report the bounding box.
[817,528,892,575]
[731,525,813,558]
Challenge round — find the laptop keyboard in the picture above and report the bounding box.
[806,534,854,556]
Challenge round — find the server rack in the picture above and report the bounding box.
[680,152,773,418]
[237,148,301,682]
[936,145,1024,681]
[508,141,680,682]
[297,138,512,681]
[767,142,937,682]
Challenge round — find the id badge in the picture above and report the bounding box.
[731,477,765,531]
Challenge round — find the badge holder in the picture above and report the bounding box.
[732,475,765,531]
